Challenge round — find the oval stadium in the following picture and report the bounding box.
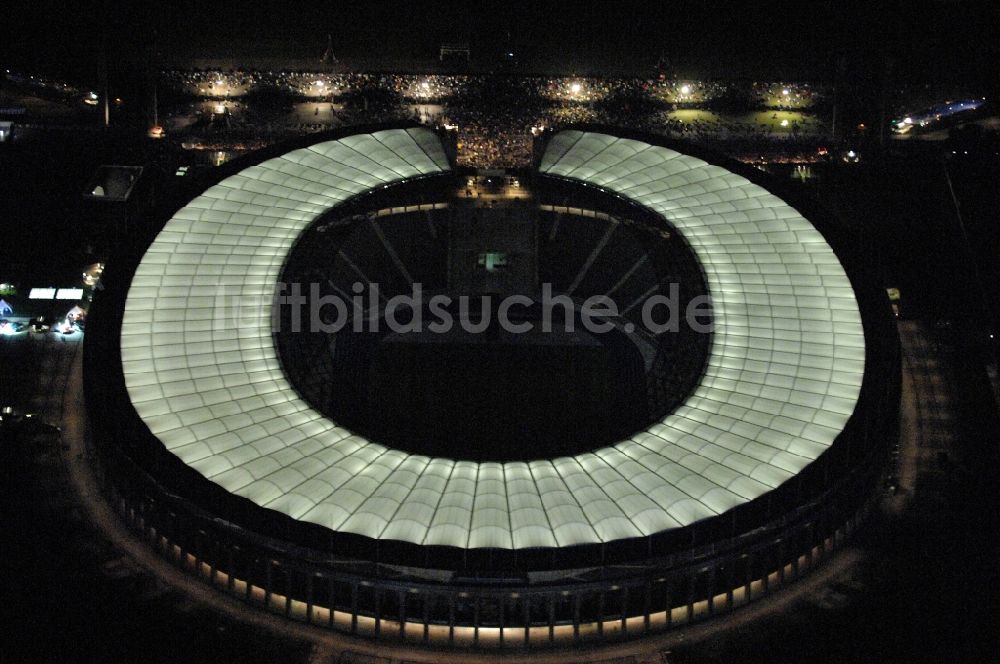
[84,123,900,649]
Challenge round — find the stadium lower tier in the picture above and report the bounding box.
[100,447,880,648]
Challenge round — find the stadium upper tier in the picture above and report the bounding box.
[117,127,865,551]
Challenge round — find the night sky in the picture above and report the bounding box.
[2,1,998,84]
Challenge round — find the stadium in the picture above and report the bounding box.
[84,123,899,649]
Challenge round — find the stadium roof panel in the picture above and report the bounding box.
[119,127,865,550]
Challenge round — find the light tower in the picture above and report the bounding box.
[320,34,337,64]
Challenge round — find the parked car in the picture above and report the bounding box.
[0,406,61,436]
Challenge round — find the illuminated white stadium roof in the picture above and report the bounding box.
[120,128,865,550]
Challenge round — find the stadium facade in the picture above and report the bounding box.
[85,123,899,649]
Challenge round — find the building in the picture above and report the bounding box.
[85,123,899,650]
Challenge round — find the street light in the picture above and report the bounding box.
[680,84,691,95]
[570,82,582,94]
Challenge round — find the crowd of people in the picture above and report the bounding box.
[753,81,825,109]
[161,69,828,106]
[156,69,838,168]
